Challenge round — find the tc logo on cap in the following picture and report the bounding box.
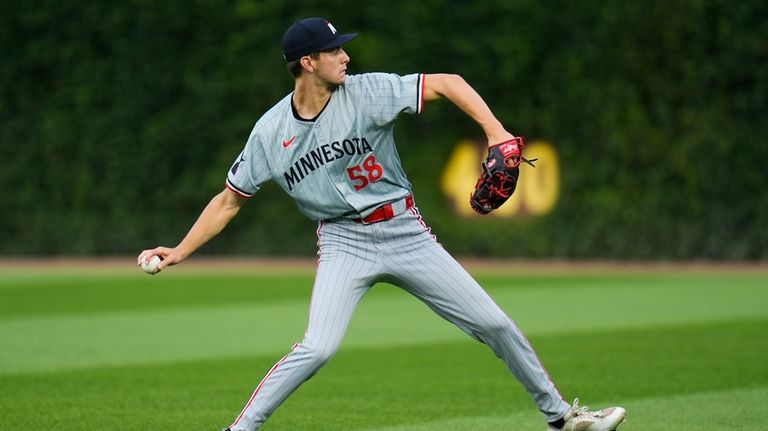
[326,21,337,34]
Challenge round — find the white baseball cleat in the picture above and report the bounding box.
[547,398,626,431]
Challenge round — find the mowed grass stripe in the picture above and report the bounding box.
[0,273,315,318]
[354,387,768,431]
[1,321,766,430]
[1,275,767,374]
[1,272,766,319]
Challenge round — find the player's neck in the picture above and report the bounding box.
[292,78,334,120]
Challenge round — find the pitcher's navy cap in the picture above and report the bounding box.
[282,17,357,61]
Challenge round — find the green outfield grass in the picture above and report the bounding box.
[1,264,767,430]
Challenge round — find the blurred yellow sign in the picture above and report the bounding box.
[440,139,560,217]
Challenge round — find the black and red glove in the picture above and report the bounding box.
[470,137,535,215]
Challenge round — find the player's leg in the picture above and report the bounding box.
[391,236,627,430]
[384,209,570,422]
[228,221,379,431]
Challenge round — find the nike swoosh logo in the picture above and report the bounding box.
[282,135,297,148]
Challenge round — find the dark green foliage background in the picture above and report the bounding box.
[2,0,766,258]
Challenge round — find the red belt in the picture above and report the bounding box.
[354,195,414,224]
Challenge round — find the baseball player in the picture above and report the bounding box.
[137,17,626,431]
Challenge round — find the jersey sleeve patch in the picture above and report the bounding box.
[225,130,271,198]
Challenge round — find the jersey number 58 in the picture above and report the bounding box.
[347,155,384,191]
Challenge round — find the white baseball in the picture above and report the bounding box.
[141,255,162,275]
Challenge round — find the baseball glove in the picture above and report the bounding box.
[470,137,536,215]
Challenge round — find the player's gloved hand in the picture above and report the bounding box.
[469,137,536,215]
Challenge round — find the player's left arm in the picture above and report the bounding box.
[422,73,514,146]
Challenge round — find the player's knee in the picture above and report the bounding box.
[301,343,338,368]
[477,314,515,337]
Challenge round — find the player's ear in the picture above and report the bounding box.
[300,55,315,74]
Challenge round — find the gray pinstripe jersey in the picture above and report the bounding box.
[226,73,425,220]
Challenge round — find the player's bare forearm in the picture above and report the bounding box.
[137,188,246,270]
[174,189,246,259]
[422,73,514,146]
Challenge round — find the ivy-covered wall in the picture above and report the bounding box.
[2,0,766,259]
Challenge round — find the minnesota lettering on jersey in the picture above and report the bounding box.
[284,137,373,190]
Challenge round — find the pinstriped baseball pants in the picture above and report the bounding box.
[229,208,570,430]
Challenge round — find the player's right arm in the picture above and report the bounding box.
[136,188,247,271]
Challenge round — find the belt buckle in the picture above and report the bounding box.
[358,209,377,225]
[358,195,411,225]
[360,205,385,225]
